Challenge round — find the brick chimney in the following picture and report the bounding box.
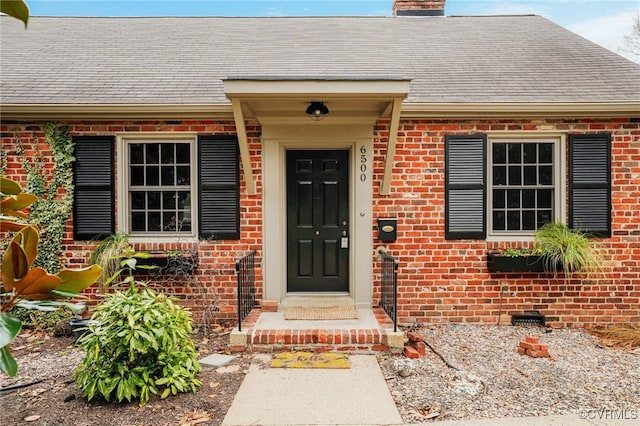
[392,0,445,16]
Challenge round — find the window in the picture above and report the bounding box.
[73,134,240,241]
[127,140,195,235]
[489,139,559,235]
[445,133,610,240]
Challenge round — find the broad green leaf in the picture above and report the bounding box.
[140,386,149,405]
[0,346,18,377]
[16,300,63,311]
[0,193,38,214]
[18,225,39,266]
[56,265,102,293]
[0,206,28,220]
[104,268,124,286]
[105,377,119,395]
[124,258,137,270]
[0,313,22,348]
[1,241,28,288]
[116,379,125,402]
[85,379,97,401]
[0,0,29,27]
[0,219,29,233]
[50,289,88,299]
[0,177,22,195]
[14,267,61,297]
[134,264,156,271]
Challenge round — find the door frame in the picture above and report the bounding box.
[262,124,374,308]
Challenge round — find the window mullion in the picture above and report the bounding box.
[489,138,559,236]
[124,139,194,236]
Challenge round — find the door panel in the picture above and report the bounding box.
[287,150,349,292]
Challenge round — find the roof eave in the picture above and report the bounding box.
[401,102,640,119]
[0,104,235,121]
[1,101,638,121]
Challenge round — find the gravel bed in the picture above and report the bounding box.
[379,324,640,423]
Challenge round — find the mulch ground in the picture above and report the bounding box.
[0,324,250,426]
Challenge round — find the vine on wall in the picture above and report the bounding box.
[15,123,75,273]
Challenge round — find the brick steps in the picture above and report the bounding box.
[230,308,402,353]
[247,328,390,352]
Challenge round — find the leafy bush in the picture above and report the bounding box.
[75,281,202,406]
[495,223,606,276]
[9,306,73,333]
[89,232,130,291]
[533,222,605,276]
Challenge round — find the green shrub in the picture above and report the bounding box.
[89,232,131,291]
[74,283,202,406]
[533,222,605,276]
[9,306,73,333]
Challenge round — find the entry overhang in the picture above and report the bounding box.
[223,78,410,196]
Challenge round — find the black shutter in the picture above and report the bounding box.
[198,135,240,240]
[72,136,115,240]
[569,133,611,237]
[445,135,487,239]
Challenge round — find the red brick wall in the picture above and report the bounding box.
[1,120,263,326]
[372,117,640,327]
[3,117,639,328]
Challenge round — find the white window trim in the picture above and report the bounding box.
[116,133,198,242]
[486,132,566,242]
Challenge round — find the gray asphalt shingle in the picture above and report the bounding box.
[1,15,639,105]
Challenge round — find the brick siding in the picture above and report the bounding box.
[2,117,638,327]
[371,117,640,327]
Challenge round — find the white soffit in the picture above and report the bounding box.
[223,79,411,123]
[223,79,411,97]
[224,78,410,197]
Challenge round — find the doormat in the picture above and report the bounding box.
[284,306,360,320]
[271,352,350,369]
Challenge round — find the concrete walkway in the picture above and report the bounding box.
[222,354,402,425]
[222,353,634,426]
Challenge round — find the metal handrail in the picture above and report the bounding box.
[236,250,257,331]
[379,248,399,332]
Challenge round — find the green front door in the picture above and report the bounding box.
[286,150,349,292]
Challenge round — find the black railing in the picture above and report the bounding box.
[236,250,257,331]
[379,249,399,332]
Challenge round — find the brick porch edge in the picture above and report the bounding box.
[230,308,404,353]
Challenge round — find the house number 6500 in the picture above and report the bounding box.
[359,146,367,182]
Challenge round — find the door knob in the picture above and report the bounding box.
[315,230,320,236]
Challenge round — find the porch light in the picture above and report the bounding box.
[305,101,329,121]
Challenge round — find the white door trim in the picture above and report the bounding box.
[262,124,374,308]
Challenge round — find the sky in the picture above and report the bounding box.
[23,0,640,63]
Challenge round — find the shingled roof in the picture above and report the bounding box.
[1,15,639,106]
